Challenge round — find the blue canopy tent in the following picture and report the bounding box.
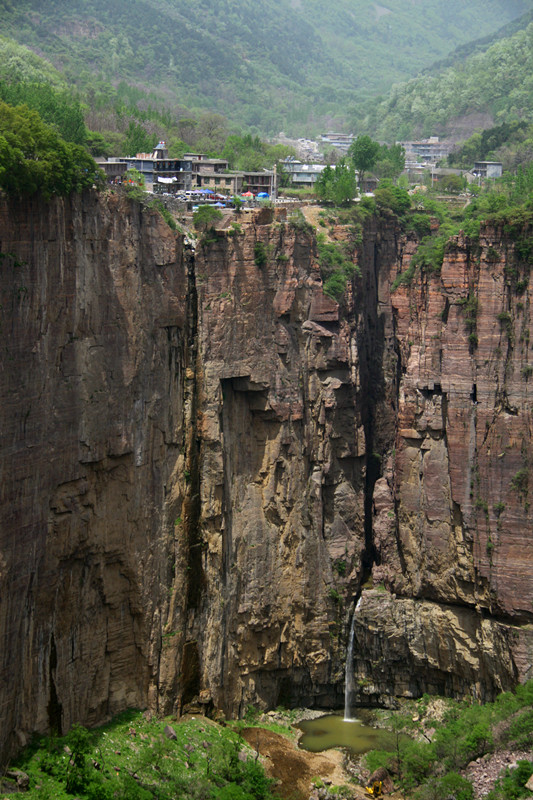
[257,192,269,198]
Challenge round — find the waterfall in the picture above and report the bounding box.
[343,605,358,722]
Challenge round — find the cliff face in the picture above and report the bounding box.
[166,209,370,718]
[1,194,532,763]
[354,219,533,702]
[0,192,188,761]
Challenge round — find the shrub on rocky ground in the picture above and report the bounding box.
[359,680,533,799]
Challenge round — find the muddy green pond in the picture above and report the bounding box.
[297,714,395,754]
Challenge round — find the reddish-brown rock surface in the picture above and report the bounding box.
[0,192,189,762]
[1,196,532,764]
[355,222,533,703]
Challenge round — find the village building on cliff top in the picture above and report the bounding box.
[99,142,275,197]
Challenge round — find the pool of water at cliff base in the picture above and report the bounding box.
[297,713,395,754]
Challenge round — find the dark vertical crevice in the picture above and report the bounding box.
[219,379,234,587]
[178,248,203,712]
[356,224,389,582]
[180,641,201,708]
[47,634,63,735]
[441,297,450,324]
[184,250,203,611]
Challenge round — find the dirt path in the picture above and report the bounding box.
[240,726,361,800]
[300,205,334,240]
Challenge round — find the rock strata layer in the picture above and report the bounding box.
[1,195,532,763]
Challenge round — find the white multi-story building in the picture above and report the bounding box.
[282,157,329,187]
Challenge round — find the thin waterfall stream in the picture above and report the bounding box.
[344,597,361,721]
[298,598,393,754]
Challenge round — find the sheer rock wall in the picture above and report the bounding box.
[0,192,188,762]
[1,195,532,763]
[354,220,533,705]
[169,209,370,718]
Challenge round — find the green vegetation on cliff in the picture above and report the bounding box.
[364,681,533,799]
[317,233,359,300]
[5,712,278,799]
[315,158,533,301]
[0,99,102,198]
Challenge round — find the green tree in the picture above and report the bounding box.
[124,121,155,156]
[194,112,229,155]
[314,159,357,205]
[315,163,334,202]
[177,117,198,145]
[374,179,411,214]
[221,133,294,172]
[193,204,223,230]
[330,159,358,205]
[167,137,187,157]
[374,142,406,181]
[0,99,102,198]
[349,135,381,184]
[416,773,474,800]
[439,174,465,193]
[0,81,87,145]
[64,724,94,794]
[86,130,112,157]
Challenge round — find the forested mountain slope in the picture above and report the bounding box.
[361,19,533,141]
[421,7,533,74]
[1,0,530,134]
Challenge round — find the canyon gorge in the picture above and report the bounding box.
[1,192,532,765]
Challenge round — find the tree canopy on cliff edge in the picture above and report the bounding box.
[349,136,380,184]
[0,100,102,198]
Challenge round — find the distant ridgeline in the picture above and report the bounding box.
[0,0,530,134]
[361,19,533,141]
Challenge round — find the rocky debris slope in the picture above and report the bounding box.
[465,750,533,798]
